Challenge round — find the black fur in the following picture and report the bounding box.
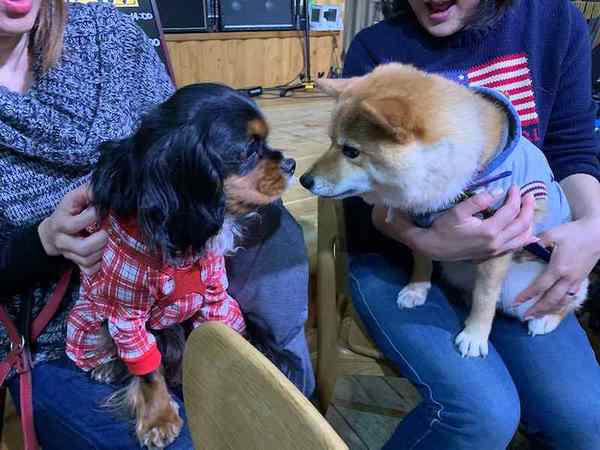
[91,83,289,260]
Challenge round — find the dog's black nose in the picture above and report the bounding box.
[299,174,314,190]
[281,158,296,175]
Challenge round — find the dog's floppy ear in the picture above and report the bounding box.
[359,96,423,144]
[91,137,138,220]
[138,124,225,258]
[316,77,358,97]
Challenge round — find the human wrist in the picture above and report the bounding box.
[38,218,59,256]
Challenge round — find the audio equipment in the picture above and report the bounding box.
[309,4,343,31]
[156,0,209,32]
[220,0,296,31]
[280,0,314,96]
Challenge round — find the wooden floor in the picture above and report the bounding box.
[327,376,421,450]
[258,93,335,269]
[327,375,530,450]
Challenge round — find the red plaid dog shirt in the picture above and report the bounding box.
[66,216,246,376]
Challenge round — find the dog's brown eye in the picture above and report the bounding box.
[342,145,360,159]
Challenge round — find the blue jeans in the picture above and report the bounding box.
[349,253,600,450]
[8,357,193,449]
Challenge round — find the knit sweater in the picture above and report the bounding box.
[0,2,174,369]
[342,0,600,254]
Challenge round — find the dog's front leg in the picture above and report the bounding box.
[455,254,512,357]
[128,368,183,449]
[397,251,433,309]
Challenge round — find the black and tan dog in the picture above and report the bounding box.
[67,83,295,448]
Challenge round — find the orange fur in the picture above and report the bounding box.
[225,159,288,214]
[128,370,183,448]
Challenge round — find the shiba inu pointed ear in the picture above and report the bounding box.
[359,96,424,144]
[316,77,357,97]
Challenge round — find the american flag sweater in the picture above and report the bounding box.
[342,0,599,255]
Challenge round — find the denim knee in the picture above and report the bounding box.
[528,399,600,450]
[443,384,521,449]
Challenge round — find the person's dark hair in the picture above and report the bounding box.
[382,0,514,30]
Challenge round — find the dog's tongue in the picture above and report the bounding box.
[429,1,453,13]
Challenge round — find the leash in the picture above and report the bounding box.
[0,268,73,450]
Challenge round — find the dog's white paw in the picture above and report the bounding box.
[528,314,561,336]
[396,282,430,309]
[455,327,489,358]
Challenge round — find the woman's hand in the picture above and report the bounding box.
[515,174,600,319]
[38,185,107,276]
[514,217,600,319]
[373,185,538,261]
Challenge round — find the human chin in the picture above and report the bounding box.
[421,16,465,37]
[0,0,40,36]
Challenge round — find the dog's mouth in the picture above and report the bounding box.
[316,189,358,199]
[299,174,360,199]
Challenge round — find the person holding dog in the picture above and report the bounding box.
[0,1,314,448]
[343,0,600,449]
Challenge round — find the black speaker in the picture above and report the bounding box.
[220,0,296,31]
[156,0,209,33]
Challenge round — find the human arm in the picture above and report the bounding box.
[514,5,600,317]
[516,175,600,317]
[0,185,107,297]
[0,222,65,297]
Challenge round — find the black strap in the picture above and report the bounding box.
[16,289,34,349]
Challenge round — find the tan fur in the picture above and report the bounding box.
[305,64,502,213]
[456,254,513,357]
[225,159,288,214]
[305,63,586,357]
[129,370,183,449]
[247,118,269,138]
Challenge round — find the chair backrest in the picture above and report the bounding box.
[574,1,600,20]
[183,322,349,450]
[317,197,352,301]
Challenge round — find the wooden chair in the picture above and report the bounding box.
[316,197,396,412]
[574,1,600,20]
[183,322,348,450]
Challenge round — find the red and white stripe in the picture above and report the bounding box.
[467,53,539,127]
[520,181,547,199]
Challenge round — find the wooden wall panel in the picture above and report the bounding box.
[166,31,343,89]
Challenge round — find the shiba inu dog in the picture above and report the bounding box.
[300,63,587,358]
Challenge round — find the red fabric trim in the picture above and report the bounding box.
[124,345,162,375]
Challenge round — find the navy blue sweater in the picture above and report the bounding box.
[342,0,600,254]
